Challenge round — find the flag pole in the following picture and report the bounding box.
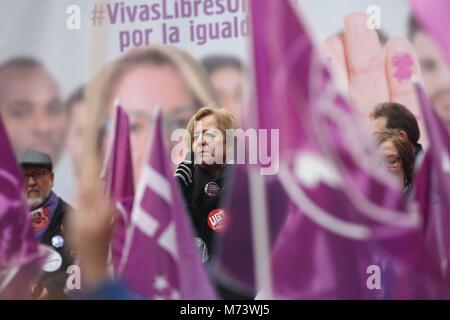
[247,0,274,299]
[248,169,274,299]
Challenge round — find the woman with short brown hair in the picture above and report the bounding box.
[375,128,415,196]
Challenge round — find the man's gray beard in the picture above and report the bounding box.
[27,197,45,209]
[27,192,50,210]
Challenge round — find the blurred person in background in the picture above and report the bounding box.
[370,102,423,157]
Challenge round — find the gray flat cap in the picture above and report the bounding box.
[18,150,53,171]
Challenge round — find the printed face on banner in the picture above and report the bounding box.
[66,100,87,177]
[0,67,67,162]
[111,64,196,180]
[210,66,244,118]
[413,31,450,128]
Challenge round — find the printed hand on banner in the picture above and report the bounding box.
[323,12,427,146]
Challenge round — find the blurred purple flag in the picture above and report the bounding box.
[0,115,45,299]
[217,0,448,299]
[102,105,135,273]
[118,109,216,299]
[414,83,450,284]
[410,0,450,65]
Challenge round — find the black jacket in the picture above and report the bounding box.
[39,198,75,299]
[176,164,253,299]
[178,164,230,262]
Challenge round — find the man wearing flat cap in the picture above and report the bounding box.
[19,149,74,299]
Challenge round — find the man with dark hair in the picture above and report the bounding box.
[0,57,68,163]
[409,15,450,131]
[19,149,74,299]
[370,102,423,157]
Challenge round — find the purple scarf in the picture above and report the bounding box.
[30,191,59,241]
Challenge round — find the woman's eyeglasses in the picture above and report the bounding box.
[383,155,401,169]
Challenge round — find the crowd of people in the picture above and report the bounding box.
[1,4,450,299]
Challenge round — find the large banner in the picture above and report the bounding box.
[0,0,413,204]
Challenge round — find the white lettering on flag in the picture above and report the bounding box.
[294,152,342,188]
[133,206,159,238]
[443,151,450,173]
[144,166,172,204]
[157,222,178,262]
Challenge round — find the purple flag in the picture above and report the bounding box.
[118,108,216,299]
[0,115,45,299]
[102,105,135,273]
[414,83,450,284]
[410,0,450,65]
[217,0,448,299]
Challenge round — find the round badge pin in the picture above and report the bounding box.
[42,247,63,272]
[207,208,227,233]
[51,235,64,248]
[204,182,220,198]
